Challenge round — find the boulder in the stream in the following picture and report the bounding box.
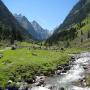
[63,63,69,67]
[55,70,62,75]
[61,70,67,73]
[59,87,65,90]
[45,85,56,90]
[71,56,75,59]
[57,66,63,70]
[35,76,45,86]
[82,65,88,70]
[18,82,28,90]
[64,66,70,71]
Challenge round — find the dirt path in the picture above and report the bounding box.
[0,47,11,52]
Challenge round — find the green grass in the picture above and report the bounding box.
[18,42,33,46]
[0,48,70,87]
[0,47,90,88]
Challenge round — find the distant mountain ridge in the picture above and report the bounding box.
[14,14,36,39]
[0,0,31,43]
[31,20,50,40]
[14,14,50,41]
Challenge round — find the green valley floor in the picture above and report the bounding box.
[0,45,90,88]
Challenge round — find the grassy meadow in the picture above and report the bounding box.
[0,42,90,87]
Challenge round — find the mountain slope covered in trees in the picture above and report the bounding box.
[0,0,31,44]
[46,0,90,47]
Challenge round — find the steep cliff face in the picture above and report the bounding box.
[0,0,31,43]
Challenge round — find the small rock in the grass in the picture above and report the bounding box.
[11,45,17,50]
[32,53,37,56]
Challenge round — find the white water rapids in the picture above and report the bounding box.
[31,52,90,90]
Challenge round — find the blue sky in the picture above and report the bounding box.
[3,0,79,30]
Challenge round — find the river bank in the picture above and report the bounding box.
[0,48,90,89]
[0,48,70,89]
[31,52,90,90]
